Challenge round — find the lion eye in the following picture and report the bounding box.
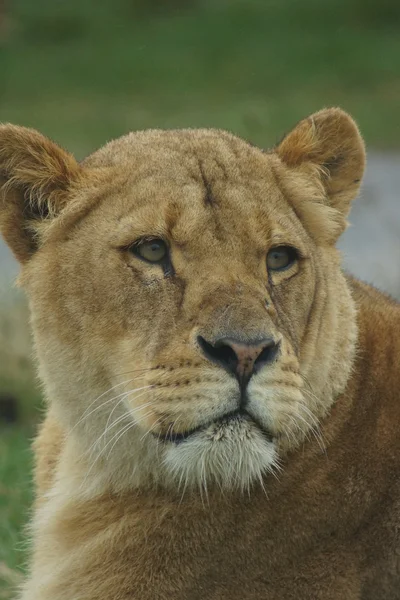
[133,239,168,263]
[267,246,298,271]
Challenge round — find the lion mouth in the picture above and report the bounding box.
[155,409,274,445]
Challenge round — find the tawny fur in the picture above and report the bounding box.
[0,108,399,599]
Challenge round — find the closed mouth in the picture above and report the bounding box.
[154,409,273,445]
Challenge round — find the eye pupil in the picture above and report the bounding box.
[133,239,168,263]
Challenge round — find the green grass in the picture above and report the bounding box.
[1,0,400,158]
[0,296,41,596]
[0,428,33,599]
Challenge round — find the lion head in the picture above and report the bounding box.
[0,108,365,493]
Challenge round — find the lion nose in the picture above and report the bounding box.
[197,336,280,383]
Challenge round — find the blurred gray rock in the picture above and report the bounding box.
[339,152,400,299]
[0,152,399,299]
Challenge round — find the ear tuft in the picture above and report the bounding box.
[0,124,80,263]
[276,108,366,219]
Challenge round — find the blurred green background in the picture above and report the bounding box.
[1,0,400,596]
[2,0,400,155]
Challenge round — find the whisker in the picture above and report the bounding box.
[76,365,175,433]
[282,419,299,446]
[113,366,158,378]
[80,419,136,490]
[268,461,282,482]
[257,471,268,498]
[106,422,138,459]
[297,401,321,428]
[112,364,189,379]
[178,474,189,506]
[86,412,132,459]
[86,400,156,459]
[104,395,130,433]
[301,386,324,410]
[200,456,209,505]
[73,381,153,432]
[294,410,327,455]
[73,379,136,426]
[105,409,157,458]
[73,390,132,432]
[139,414,167,443]
[83,408,156,484]
[103,382,158,434]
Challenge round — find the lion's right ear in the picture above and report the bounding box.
[275,108,366,243]
[0,124,81,263]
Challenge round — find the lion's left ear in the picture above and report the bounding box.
[0,124,81,263]
[276,108,366,241]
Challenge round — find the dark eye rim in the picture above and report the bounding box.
[267,245,299,272]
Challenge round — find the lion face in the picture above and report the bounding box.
[0,109,365,492]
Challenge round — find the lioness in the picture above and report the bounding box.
[1,108,399,600]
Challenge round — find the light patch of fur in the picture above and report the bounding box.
[164,419,278,494]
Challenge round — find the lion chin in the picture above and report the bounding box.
[162,412,278,492]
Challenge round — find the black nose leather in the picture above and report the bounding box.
[197,336,280,383]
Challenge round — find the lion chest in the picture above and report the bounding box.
[26,488,387,600]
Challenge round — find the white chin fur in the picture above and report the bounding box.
[162,418,278,492]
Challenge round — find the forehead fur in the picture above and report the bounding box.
[0,108,365,265]
[82,128,262,171]
[18,128,306,265]
[72,129,313,250]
